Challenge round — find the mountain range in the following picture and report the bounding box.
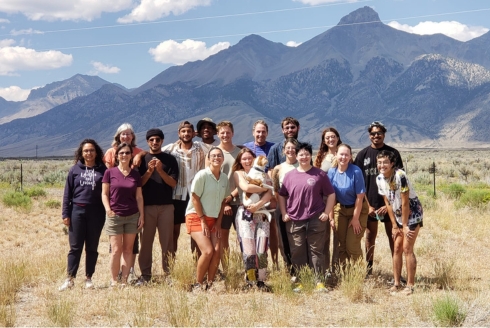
[1,6,489,157]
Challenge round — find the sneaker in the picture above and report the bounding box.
[256,281,272,292]
[58,278,74,291]
[293,283,303,293]
[134,277,148,287]
[117,271,122,282]
[315,282,328,293]
[85,278,94,289]
[128,268,137,283]
[191,283,206,292]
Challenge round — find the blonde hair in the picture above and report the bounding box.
[217,120,234,133]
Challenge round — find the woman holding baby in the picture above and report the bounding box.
[233,148,273,290]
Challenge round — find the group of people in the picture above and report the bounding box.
[60,117,423,295]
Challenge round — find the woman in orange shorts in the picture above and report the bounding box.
[185,147,228,290]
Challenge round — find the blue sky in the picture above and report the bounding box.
[0,0,489,101]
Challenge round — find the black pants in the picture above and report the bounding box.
[67,203,105,278]
[275,208,294,275]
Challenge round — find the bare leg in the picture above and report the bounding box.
[190,232,214,284]
[207,231,222,283]
[392,233,403,287]
[121,234,136,283]
[403,226,420,287]
[109,235,123,283]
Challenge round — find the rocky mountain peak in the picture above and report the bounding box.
[338,6,381,25]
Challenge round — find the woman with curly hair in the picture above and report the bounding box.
[314,127,342,275]
[60,139,107,291]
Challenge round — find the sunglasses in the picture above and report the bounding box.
[148,138,161,142]
[370,132,384,136]
[118,151,131,156]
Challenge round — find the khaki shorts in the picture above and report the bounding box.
[106,212,140,235]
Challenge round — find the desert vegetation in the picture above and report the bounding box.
[0,149,489,326]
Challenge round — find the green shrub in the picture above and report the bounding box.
[25,186,46,198]
[445,183,466,199]
[457,189,490,208]
[2,191,32,210]
[45,200,61,209]
[42,171,66,186]
[432,294,466,326]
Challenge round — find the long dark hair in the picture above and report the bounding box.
[74,139,104,165]
[232,147,256,172]
[114,143,134,167]
[314,127,342,168]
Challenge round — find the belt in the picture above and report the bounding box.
[339,203,355,208]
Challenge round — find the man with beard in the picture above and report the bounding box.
[137,128,179,284]
[353,121,403,277]
[196,118,220,154]
[162,121,206,256]
[266,117,300,274]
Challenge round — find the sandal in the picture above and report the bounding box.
[389,285,401,293]
[401,286,414,295]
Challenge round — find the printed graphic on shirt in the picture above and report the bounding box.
[80,168,96,190]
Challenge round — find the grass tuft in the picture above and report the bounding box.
[432,294,467,326]
[46,298,75,327]
[338,259,366,302]
[2,191,32,210]
[24,186,46,198]
[168,249,195,291]
[223,250,245,292]
[433,259,455,289]
[45,199,61,209]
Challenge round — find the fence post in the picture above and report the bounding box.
[20,162,23,192]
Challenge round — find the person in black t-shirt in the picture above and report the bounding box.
[137,129,179,283]
[353,121,403,276]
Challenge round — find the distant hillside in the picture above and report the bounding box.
[0,6,489,157]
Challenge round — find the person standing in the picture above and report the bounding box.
[242,119,278,269]
[328,144,368,266]
[137,129,179,284]
[196,118,220,154]
[215,121,241,273]
[103,122,143,281]
[353,121,403,276]
[102,143,144,287]
[278,142,335,292]
[185,147,228,290]
[243,120,274,157]
[162,121,205,255]
[267,117,300,271]
[314,127,342,274]
[376,150,423,295]
[60,139,107,291]
[233,148,272,289]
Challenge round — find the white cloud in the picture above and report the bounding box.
[0,40,72,75]
[10,28,43,36]
[388,21,489,42]
[286,41,302,47]
[0,18,10,23]
[149,39,230,65]
[0,0,133,21]
[90,61,121,74]
[293,0,359,4]
[118,0,211,23]
[0,85,33,101]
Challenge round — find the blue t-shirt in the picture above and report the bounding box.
[327,164,365,206]
[243,141,274,157]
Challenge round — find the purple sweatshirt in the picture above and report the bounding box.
[62,160,107,218]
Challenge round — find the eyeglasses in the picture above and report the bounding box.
[148,138,161,142]
[118,151,131,156]
[83,149,95,153]
[209,154,223,158]
[370,132,384,136]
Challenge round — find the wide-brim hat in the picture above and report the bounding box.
[196,118,217,136]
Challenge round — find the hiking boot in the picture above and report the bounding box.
[257,281,272,292]
[315,282,327,292]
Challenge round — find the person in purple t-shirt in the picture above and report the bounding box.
[278,142,336,293]
[102,143,144,287]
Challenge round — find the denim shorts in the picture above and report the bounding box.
[105,212,140,235]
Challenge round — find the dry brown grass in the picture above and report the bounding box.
[0,151,489,326]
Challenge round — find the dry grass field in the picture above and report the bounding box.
[1,149,489,326]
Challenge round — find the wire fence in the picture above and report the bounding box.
[0,158,72,191]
